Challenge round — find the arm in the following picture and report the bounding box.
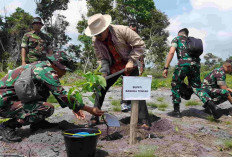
[21,48,27,65]
[123,26,145,72]
[163,47,176,78]
[21,34,29,65]
[219,85,232,104]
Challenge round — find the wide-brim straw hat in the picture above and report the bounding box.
[85,13,112,37]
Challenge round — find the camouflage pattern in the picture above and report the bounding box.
[200,66,231,105]
[171,36,200,66]
[21,31,52,63]
[170,35,208,104]
[171,65,211,104]
[0,61,84,125]
[46,51,76,72]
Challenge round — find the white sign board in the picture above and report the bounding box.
[123,76,152,100]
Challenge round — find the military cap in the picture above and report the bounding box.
[46,51,77,72]
[32,17,44,26]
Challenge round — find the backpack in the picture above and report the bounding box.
[186,37,203,58]
[14,67,44,103]
[179,83,193,100]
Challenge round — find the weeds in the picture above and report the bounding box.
[147,102,158,108]
[224,140,232,149]
[47,95,58,103]
[108,96,113,99]
[206,115,219,122]
[147,102,168,111]
[157,97,164,102]
[157,103,168,111]
[134,145,157,157]
[185,100,201,106]
[111,100,121,112]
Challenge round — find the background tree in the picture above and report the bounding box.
[4,8,33,67]
[35,0,70,50]
[77,0,169,71]
[204,53,223,70]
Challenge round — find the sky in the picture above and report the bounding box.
[0,0,232,64]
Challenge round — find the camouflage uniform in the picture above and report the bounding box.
[201,66,232,105]
[171,36,210,104]
[21,31,52,63]
[0,59,83,125]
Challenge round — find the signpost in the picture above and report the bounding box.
[123,76,152,145]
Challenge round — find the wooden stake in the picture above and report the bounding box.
[129,100,139,145]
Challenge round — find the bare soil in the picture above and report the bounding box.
[1,87,232,157]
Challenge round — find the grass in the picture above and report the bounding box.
[157,103,168,111]
[47,94,58,103]
[157,97,164,102]
[134,145,157,157]
[111,100,121,112]
[108,96,113,99]
[206,115,219,122]
[147,102,168,111]
[147,102,158,108]
[185,100,202,106]
[224,140,232,149]
[226,121,232,125]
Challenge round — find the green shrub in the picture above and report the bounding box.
[185,100,201,106]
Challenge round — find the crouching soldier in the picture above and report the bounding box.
[0,51,104,142]
[201,60,232,113]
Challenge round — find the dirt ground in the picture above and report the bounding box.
[1,87,232,157]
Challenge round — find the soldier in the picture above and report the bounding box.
[201,60,232,108]
[21,17,53,65]
[0,51,104,142]
[163,28,222,119]
[85,13,151,130]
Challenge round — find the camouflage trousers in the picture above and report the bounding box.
[0,97,54,125]
[201,87,232,105]
[171,65,211,104]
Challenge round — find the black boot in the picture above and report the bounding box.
[205,101,223,119]
[0,119,22,142]
[173,103,181,118]
[30,120,58,132]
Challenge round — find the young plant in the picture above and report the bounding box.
[67,66,106,110]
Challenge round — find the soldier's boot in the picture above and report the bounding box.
[173,103,182,118]
[205,101,223,119]
[30,119,58,132]
[0,118,22,142]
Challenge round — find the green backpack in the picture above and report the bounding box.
[14,67,44,103]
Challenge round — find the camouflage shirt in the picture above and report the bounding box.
[202,66,226,88]
[171,36,200,66]
[21,31,52,63]
[0,61,84,112]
